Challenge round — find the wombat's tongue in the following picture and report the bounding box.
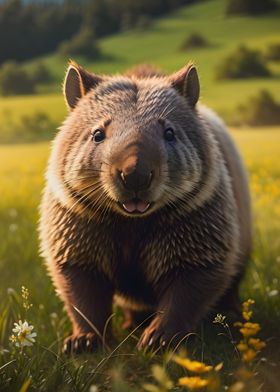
[122,200,150,213]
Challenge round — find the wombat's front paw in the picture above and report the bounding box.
[63,332,98,354]
[137,315,190,351]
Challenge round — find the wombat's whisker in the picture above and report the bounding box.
[67,183,104,216]
[67,169,105,175]
[67,180,102,195]
[87,191,109,222]
[65,176,103,185]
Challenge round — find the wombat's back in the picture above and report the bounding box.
[199,106,252,263]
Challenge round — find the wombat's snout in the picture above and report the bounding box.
[114,149,154,193]
[118,160,153,192]
[110,142,160,215]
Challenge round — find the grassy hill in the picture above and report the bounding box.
[0,0,280,135]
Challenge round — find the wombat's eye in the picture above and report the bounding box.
[92,129,105,144]
[164,127,175,142]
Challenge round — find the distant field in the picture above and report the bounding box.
[1,0,280,130]
[0,93,66,128]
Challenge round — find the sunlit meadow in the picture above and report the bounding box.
[0,127,279,391]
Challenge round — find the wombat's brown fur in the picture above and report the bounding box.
[39,61,252,353]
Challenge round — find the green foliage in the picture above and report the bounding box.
[0,61,52,96]
[0,62,35,96]
[237,90,280,126]
[24,0,280,108]
[226,0,277,15]
[0,0,197,64]
[0,110,56,143]
[59,27,101,59]
[216,45,271,80]
[136,15,153,31]
[265,43,280,61]
[0,0,280,134]
[32,62,52,85]
[0,0,82,64]
[179,32,209,51]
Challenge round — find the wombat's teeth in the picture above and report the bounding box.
[122,201,150,213]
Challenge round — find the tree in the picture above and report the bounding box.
[59,27,100,59]
[180,33,209,51]
[226,0,277,15]
[237,90,280,126]
[216,45,271,80]
[265,43,280,61]
[0,61,35,95]
[32,62,52,84]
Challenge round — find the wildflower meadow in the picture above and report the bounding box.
[0,0,280,389]
[0,128,279,391]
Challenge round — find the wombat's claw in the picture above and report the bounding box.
[137,316,165,350]
[63,332,97,354]
[137,316,189,351]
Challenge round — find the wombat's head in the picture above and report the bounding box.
[49,62,213,219]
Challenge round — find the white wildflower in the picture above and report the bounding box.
[268,289,278,297]
[9,208,18,218]
[12,320,37,347]
[89,386,98,392]
[9,223,18,232]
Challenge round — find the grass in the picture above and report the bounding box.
[0,127,280,391]
[1,0,280,129]
[0,0,280,389]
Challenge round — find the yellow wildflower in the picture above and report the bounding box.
[242,311,252,321]
[242,349,257,363]
[174,357,212,373]
[237,341,248,352]
[151,365,173,389]
[243,299,255,306]
[214,362,223,372]
[235,367,254,380]
[21,286,33,310]
[9,334,17,344]
[242,299,254,321]
[248,338,266,351]
[178,376,209,390]
[228,381,245,392]
[240,322,260,337]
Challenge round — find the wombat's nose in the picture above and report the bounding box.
[119,167,153,192]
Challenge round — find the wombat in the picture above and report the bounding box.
[39,61,252,353]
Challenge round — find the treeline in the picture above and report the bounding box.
[0,0,197,64]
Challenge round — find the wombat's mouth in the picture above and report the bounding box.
[118,198,152,215]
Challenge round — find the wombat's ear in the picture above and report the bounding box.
[63,61,103,110]
[169,64,200,107]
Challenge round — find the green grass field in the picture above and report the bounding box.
[0,0,280,389]
[0,128,280,391]
[1,0,280,129]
